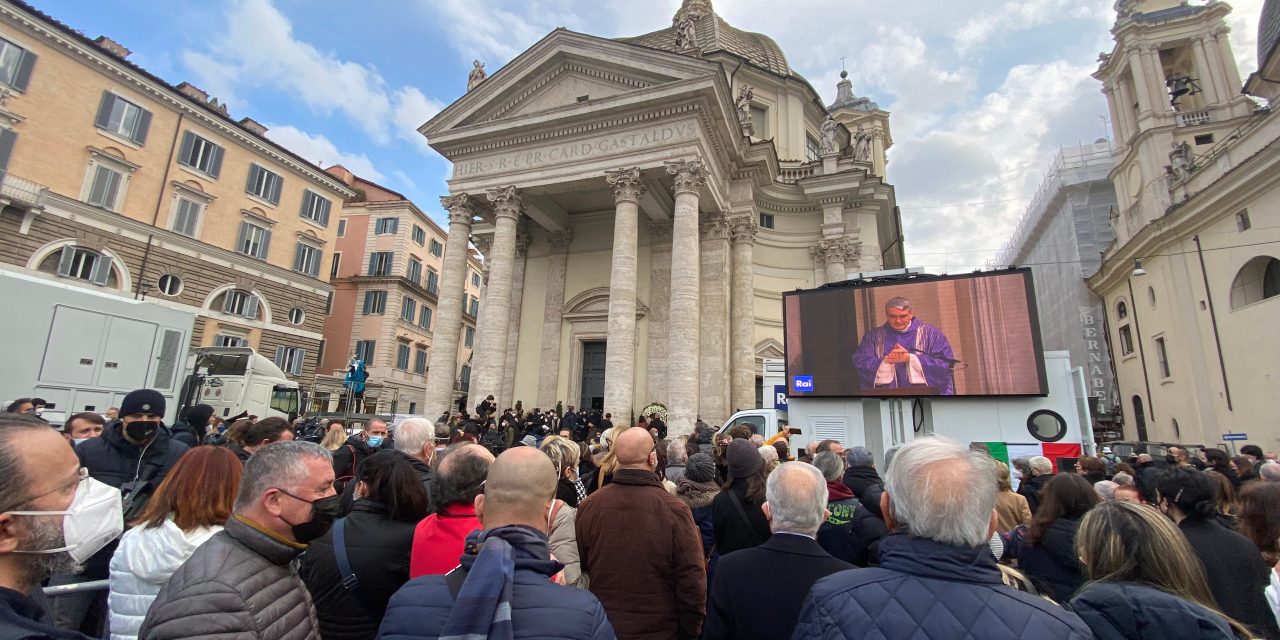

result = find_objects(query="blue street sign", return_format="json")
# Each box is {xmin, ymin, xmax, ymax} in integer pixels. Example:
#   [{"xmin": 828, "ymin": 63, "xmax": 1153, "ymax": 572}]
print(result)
[
  {"xmin": 773, "ymin": 385, "xmax": 788, "ymax": 408},
  {"xmin": 792, "ymin": 376, "xmax": 814, "ymax": 392},
  {"xmin": 1222, "ymin": 433, "xmax": 1248, "ymax": 441}
]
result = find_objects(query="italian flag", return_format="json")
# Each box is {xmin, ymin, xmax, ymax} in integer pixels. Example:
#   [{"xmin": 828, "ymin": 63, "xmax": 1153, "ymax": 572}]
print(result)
[{"xmin": 978, "ymin": 442, "xmax": 1083, "ymax": 474}]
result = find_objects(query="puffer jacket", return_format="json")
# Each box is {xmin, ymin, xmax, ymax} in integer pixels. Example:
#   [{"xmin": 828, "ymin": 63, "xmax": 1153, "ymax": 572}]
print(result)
[
  {"xmin": 108, "ymin": 519, "xmax": 220, "ymax": 640},
  {"xmin": 76, "ymin": 421, "xmax": 188, "ymax": 489},
  {"xmin": 378, "ymin": 526, "xmax": 614, "ymax": 640},
  {"xmin": 793, "ymin": 534, "xmax": 1092, "ymax": 639},
  {"xmin": 548, "ymin": 500, "xmax": 587, "ymax": 588},
  {"xmin": 1018, "ymin": 518, "xmax": 1085, "ymax": 603},
  {"xmin": 299, "ymin": 501, "xmax": 416, "ymax": 640},
  {"xmin": 1070, "ymin": 582, "xmax": 1236, "ymax": 639},
  {"xmin": 138, "ymin": 515, "xmax": 319, "ymax": 640},
  {"xmin": 841, "ymin": 465, "xmax": 882, "ymax": 499}
]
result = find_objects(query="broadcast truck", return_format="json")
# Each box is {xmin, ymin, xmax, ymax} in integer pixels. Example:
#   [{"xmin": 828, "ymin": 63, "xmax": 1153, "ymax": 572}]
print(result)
[
  {"xmin": 720, "ymin": 268, "xmax": 1094, "ymax": 475},
  {"xmin": 0, "ymin": 269, "xmax": 298, "ymax": 425}
]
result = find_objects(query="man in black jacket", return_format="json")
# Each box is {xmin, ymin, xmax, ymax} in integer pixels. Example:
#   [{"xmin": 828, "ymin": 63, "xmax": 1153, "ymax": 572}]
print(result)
[
  {"xmin": 842, "ymin": 446, "xmax": 883, "ymax": 499},
  {"xmin": 393, "ymin": 418, "xmax": 435, "ymax": 497},
  {"xmin": 1017, "ymin": 455, "xmax": 1054, "ymax": 515},
  {"xmin": 704, "ymin": 461, "xmax": 853, "ymax": 640}
]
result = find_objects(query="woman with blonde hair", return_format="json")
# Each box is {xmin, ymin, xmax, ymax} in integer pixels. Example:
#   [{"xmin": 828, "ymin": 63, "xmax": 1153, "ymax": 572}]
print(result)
[
  {"xmin": 1070, "ymin": 501, "xmax": 1250, "ymax": 639},
  {"xmin": 538, "ymin": 435, "xmax": 587, "ymax": 588},
  {"xmin": 320, "ymin": 421, "xmax": 348, "ymax": 452},
  {"xmin": 993, "ymin": 460, "xmax": 1032, "ymax": 532}
]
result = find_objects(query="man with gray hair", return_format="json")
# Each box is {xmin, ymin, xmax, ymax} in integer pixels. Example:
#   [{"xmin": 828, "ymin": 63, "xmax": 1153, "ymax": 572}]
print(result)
[
  {"xmin": 141, "ymin": 441, "xmax": 338, "ymax": 639},
  {"xmin": 703, "ymin": 462, "xmax": 852, "ymax": 640},
  {"xmin": 395, "ymin": 418, "xmax": 436, "ymax": 495},
  {"xmin": 842, "ymin": 446, "xmax": 882, "ymax": 499},
  {"xmin": 852, "ymin": 297, "xmax": 957, "ymax": 395},
  {"xmin": 1016, "ymin": 455, "xmax": 1054, "ymax": 514},
  {"xmin": 666, "ymin": 437, "xmax": 689, "ymax": 483},
  {"xmin": 794, "ymin": 436, "xmax": 1092, "ymax": 639},
  {"xmin": 1094, "ymin": 480, "xmax": 1119, "ymax": 501},
  {"xmin": 814, "ymin": 451, "xmax": 887, "ymax": 566},
  {"xmin": 1259, "ymin": 461, "xmax": 1280, "ymax": 482}
]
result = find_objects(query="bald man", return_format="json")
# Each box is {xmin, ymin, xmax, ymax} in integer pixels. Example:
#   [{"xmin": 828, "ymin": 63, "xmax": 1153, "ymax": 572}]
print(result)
[
  {"xmin": 576, "ymin": 427, "xmax": 706, "ymax": 639},
  {"xmin": 381, "ymin": 448, "xmax": 614, "ymax": 639},
  {"xmin": 409, "ymin": 443, "xmax": 495, "ymax": 577}
]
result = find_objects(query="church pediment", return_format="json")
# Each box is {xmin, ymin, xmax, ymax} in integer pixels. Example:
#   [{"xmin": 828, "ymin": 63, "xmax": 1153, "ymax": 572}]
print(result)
[{"xmin": 462, "ymin": 62, "xmax": 659, "ymax": 125}]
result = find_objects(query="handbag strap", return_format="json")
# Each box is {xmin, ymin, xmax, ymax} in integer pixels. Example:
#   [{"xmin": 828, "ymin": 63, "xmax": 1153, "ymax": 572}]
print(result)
[
  {"xmin": 333, "ymin": 517, "xmax": 358, "ymax": 591},
  {"xmin": 728, "ymin": 488, "xmax": 767, "ymax": 545}
]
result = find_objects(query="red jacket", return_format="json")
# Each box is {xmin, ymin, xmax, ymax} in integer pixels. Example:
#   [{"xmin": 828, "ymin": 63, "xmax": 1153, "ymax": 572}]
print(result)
[{"xmin": 408, "ymin": 504, "xmax": 482, "ymax": 578}]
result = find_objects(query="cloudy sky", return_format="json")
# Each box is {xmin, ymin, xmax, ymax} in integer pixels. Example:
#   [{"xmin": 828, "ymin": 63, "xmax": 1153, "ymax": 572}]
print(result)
[{"xmin": 36, "ymin": 0, "xmax": 1266, "ymax": 271}]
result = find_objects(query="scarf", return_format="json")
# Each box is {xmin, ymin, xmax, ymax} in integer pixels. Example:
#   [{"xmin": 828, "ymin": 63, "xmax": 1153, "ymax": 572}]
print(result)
[
  {"xmin": 572, "ymin": 478, "xmax": 587, "ymax": 504},
  {"xmin": 439, "ymin": 528, "xmax": 524, "ymax": 640},
  {"xmin": 826, "ymin": 480, "xmax": 854, "ymax": 501},
  {"xmin": 676, "ymin": 475, "xmax": 719, "ymax": 497}
]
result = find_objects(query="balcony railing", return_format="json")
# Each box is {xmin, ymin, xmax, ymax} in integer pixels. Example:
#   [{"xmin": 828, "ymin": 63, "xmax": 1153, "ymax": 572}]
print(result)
[
  {"xmin": 0, "ymin": 173, "xmax": 48, "ymax": 210},
  {"xmin": 778, "ymin": 162, "xmax": 819, "ymax": 184},
  {"xmin": 1175, "ymin": 109, "xmax": 1211, "ymax": 127}
]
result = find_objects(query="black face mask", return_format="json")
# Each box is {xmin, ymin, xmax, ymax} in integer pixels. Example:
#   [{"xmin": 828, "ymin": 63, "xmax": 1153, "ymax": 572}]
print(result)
[
  {"xmin": 285, "ymin": 493, "xmax": 343, "ymax": 544},
  {"xmin": 1165, "ymin": 455, "xmax": 1178, "ymax": 466},
  {"xmin": 124, "ymin": 421, "xmax": 160, "ymax": 443}
]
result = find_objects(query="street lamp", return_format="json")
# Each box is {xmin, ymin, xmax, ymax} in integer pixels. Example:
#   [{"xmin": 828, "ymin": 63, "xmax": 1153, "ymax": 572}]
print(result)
[{"xmin": 1132, "ymin": 260, "xmax": 1147, "ymax": 277}]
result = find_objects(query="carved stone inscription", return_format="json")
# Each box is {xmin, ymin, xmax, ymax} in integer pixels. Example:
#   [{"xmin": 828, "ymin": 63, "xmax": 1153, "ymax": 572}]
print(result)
[{"xmin": 453, "ymin": 120, "xmax": 699, "ymax": 179}]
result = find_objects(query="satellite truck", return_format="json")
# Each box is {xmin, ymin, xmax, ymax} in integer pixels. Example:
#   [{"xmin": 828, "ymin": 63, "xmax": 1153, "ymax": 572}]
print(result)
[
  {"xmin": 720, "ymin": 267, "xmax": 1094, "ymax": 476},
  {"xmin": 0, "ymin": 269, "xmax": 298, "ymax": 426}
]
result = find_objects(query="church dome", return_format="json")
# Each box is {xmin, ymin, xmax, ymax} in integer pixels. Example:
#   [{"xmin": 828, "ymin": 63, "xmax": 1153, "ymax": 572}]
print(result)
[
  {"xmin": 619, "ymin": 2, "xmax": 794, "ymax": 78},
  {"xmin": 1260, "ymin": 0, "xmax": 1280, "ymax": 70}
]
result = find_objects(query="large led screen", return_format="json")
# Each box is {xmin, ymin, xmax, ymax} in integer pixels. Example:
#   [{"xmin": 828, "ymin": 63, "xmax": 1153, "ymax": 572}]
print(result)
[{"xmin": 783, "ymin": 269, "xmax": 1048, "ymax": 398}]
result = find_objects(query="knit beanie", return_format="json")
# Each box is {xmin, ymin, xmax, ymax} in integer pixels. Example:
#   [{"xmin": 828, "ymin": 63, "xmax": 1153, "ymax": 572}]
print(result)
[
  {"xmin": 120, "ymin": 389, "xmax": 165, "ymax": 418},
  {"xmin": 727, "ymin": 438, "xmax": 764, "ymax": 478},
  {"xmin": 686, "ymin": 453, "xmax": 717, "ymax": 483}
]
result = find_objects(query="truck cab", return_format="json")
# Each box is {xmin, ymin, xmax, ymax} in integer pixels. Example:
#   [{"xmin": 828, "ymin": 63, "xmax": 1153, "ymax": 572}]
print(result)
[
  {"xmin": 184, "ymin": 347, "xmax": 300, "ymax": 421},
  {"xmin": 718, "ymin": 409, "xmax": 790, "ymax": 441}
]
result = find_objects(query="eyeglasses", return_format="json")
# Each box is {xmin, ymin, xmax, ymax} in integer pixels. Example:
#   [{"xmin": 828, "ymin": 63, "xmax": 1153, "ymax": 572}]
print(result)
[{"xmin": 1, "ymin": 467, "xmax": 87, "ymax": 514}]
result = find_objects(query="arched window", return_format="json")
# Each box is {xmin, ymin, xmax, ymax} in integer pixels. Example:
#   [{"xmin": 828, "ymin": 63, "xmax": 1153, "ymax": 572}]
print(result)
[
  {"xmin": 1115, "ymin": 299, "xmax": 1129, "ymax": 320},
  {"xmin": 211, "ymin": 288, "xmax": 262, "ymax": 320},
  {"xmin": 37, "ymin": 245, "xmax": 119, "ymax": 288},
  {"xmin": 1230, "ymin": 256, "xmax": 1280, "ymax": 309},
  {"xmin": 1131, "ymin": 395, "xmax": 1148, "ymax": 442}
]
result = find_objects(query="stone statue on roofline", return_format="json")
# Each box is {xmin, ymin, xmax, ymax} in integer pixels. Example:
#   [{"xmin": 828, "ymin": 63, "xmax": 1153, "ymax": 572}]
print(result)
[
  {"xmin": 820, "ymin": 115, "xmax": 840, "ymax": 154},
  {"xmin": 735, "ymin": 85, "xmax": 755, "ymax": 136},
  {"xmin": 674, "ymin": 11, "xmax": 699, "ymax": 51},
  {"xmin": 852, "ymin": 124, "xmax": 873, "ymax": 162},
  {"xmin": 467, "ymin": 60, "xmax": 487, "ymax": 92}
]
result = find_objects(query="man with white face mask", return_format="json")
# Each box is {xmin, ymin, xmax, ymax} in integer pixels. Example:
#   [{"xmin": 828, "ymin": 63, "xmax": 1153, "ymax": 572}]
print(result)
[{"xmin": 0, "ymin": 414, "xmax": 123, "ymax": 638}]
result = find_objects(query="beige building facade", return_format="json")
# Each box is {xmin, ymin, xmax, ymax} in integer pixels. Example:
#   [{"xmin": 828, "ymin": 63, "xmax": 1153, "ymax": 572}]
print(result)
[
  {"xmin": 317, "ymin": 166, "xmax": 485, "ymax": 415},
  {"xmin": 420, "ymin": 0, "xmax": 904, "ymax": 434},
  {"xmin": 1090, "ymin": 0, "xmax": 1280, "ymax": 450},
  {"xmin": 0, "ymin": 1, "xmax": 354, "ymax": 385}
]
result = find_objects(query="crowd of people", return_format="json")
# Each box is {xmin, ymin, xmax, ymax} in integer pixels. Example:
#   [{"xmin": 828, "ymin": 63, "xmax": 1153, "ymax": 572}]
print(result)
[{"xmin": 2, "ymin": 387, "xmax": 1280, "ymax": 639}]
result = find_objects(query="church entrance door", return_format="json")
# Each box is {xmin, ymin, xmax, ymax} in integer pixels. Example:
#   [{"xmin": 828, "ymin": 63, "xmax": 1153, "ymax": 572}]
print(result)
[{"xmin": 581, "ymin": 341, "xmax": 606, "ymax": 411}]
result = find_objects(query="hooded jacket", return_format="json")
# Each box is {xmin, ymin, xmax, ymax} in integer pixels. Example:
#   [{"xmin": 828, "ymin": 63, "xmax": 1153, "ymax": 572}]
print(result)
[
  {"xmin": 76, "ymin": 421, "xmax": 188, "ymax": 490},
  {"xmin": 1018, "ymin": 517, "xmax": 1086, "ymax": 603},
  {"xmin": 1178, "ymin": 517, "xmax": 1280, "ymax": 639},
  {"xmin": 841, "ymin": 465, "xmax": 882, "ymax": 499},
  {"xmin": 1016, "ymin": 473, "xmax": 1053, "ymax": 515},
  {"xmin": 107, "ymin": 519, "xmax": 220, "ymax": 640},
  {"xmin": 1069, "ymin": 582, "xmax": 1236, "ymax": 639},
  {"xmin": 139, "ymin": 515, "xmax": 319, "ymax": 640},
  {"xmin": 409, "ymin": 504, "xmax": 482, "ymax": 578},
  {"xmin": 818, "ymin": 480, "xmax": 887, "ymax": 567}
]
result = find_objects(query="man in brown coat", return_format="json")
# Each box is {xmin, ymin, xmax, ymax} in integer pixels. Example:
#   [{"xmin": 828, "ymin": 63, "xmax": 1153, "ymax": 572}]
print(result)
[{"xmin": 576, "ymin": 426, "xmax": 706, "ymax": 640}]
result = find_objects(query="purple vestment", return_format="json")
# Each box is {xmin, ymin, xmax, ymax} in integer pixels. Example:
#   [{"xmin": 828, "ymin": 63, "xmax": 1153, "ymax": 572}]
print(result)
[{"xmin": 852, "ymin": 318, "xmax": 956, "ymax": 395}]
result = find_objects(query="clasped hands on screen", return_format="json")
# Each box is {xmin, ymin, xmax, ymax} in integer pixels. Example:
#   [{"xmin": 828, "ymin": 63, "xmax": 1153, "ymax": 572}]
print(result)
[{"xmin": 884, "ymin": 344, "xmax": 911, "ymax": 365}]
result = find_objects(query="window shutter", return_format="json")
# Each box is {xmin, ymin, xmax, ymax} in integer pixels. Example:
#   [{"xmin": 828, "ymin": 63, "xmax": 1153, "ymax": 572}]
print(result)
[
  {"xmin": 56, "ymin": 246, "xmax": 76, "ymax": 276},
  {"xmin": 94, "ymin": 91, "xmax": 115, "ymax": 129},
  {"xmin": 246, "ymin": 164, "xmax": 260, "ymax": 194},
  {"xmin": 222, "ymin": 290, "xmax": 238, "ymax": 315},
  {"xmin": 133, "ymin": 109, "xmax": 151, "ymax": 145},
  {"xmin": 268, "ymin": 173, "xmax": 281, "ymax": 205},
  {"xmin": 102, "ymin": 170, "xmax": 122, "ymax": 210},
  {"xmin": 292, "ymin": 243, "xmax": 304, "ymax": 272},
  {"xmin": 299, "ymin": 191, "xmax": 313, "ymax": 219},
  {"xmin": 310, "ymin": 250, "xmax": 322, "ymax": 277},
  {"xmin": 243, "ymin": 294, "xmax": 260, "ymax": 319},
  {"xmin": 362, "ymin": 292, "xmax": 372, "ymax": 314},
  {"xmin": 89, "ymin": 255, "xmax": 113, "ymax": 285},
  {"xmin": 367, "ymin": 253, "xmax": 376, "ymax": 276},
  {"xmin": 274, "ymin": 346, "xmax": 285, "ymax": 368},
  {"xmin": 0, "ymin": 128, "xmax": 16, "ymax": 176},
  {"xmin": 291, "ymin": 350, "xmax": 304, "ymax": 375},
  {"xmin": 377, "ymin": 292, "xmax": 386, "ymax": 314},
  {"xmin": 390, "ymin": 218, "xmax": 399, "ymax": 234},
  {"xmin": 318, "ymin": 198, "xmax": 330, "ymax": 226},
  {"xmin": 234, "ymin": 221, "xmax": 248, "ymax": 254},
  {"xmin": 11, "ymin": 49, "xmax": 35, "ymax": 92},
  {"xmin": 257, "ymin": 227, "xmax": 271, "ymax": 259},
  {"xmin": 208, "ymin": 144, "xmax": 223, "ymax": 178},
  {"xmin": 178, "ymin": 131, "xmax": 195, "ymax": 165}
]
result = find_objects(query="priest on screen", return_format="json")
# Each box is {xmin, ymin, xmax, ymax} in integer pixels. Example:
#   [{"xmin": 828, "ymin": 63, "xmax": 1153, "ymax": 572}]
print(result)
[{"xmin": 852, "ymin": 297, "xmax": 957, "ymax": 395}]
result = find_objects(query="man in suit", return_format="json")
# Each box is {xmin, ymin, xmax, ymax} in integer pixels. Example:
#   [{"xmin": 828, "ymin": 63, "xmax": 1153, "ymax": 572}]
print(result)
[{"xmin": 703, "ymin": 461, "xmax": 854, "ymax": 640}]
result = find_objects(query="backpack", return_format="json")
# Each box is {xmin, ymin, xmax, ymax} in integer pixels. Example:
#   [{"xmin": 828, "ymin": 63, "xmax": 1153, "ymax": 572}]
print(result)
[{"xmin": 334, "ymin": 444, "xmax": 359, "ymax": 492}]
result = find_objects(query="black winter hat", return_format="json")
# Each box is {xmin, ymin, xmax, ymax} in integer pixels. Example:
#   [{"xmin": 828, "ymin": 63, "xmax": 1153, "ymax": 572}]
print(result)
[
  {"xmin": 685, "ymin": 453, "xmax": 717, "ymax": 483},
  {"xmin": 727, "ymin": 438, "xmax": 763, "ymax": 479},
  {"xmin": 120, "ymin": 389, "xmax": 166, "ymax": 418}
]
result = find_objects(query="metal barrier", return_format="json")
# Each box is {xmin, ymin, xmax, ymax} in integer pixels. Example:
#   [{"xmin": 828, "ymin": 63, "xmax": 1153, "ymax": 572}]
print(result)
[{"xmin": 42, "ymin": 580, "xmax": 108, "ymax": 597}]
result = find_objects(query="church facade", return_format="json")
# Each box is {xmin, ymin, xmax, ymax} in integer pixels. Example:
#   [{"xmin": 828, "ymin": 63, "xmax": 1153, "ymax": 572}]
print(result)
[{"xmin": 420, "ymin": 0, "xmax": 903, "ymax": 435}]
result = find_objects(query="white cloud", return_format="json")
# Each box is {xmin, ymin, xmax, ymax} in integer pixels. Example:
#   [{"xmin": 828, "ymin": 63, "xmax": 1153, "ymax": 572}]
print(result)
[
  {"xmin": 953, "ymin": 0, "xmax": 1112, "ymax": 54},
  {"xmin": 265, "ymin": 125, "xmax": 386, "ymax": 183},
  {"xmin": 392, "ymin": 87, "xmax": 446, "ymax": 153}
]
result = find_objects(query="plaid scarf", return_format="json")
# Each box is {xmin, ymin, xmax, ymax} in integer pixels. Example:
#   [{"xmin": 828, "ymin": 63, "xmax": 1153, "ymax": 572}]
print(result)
[{"xmin": 439, "ymin": 525, "xmax": 554, "ymax": 640}]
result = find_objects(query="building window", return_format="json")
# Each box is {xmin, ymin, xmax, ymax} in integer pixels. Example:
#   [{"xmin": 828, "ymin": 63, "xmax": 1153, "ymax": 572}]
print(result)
[
  {"xmin": 805, "ymin": 135, "xmax": 821, "ymax": 162},
  {"xmin": 464, "ymin": 326, "xmax": 475, "ymax": 348},
  {"xmin": 1229, "ymin": 256, "xmax": 1280, "ymax": 309},
  {"xmin": 1115, "ymin": 300, "xmax": 1128, "ymax": 320},
  {"xmin": 235, "ymin": 221, "xmax": 271, "ymax": 260},
  {"xmin": 749, "ymin": 105, "xmax": 768, "ymax": 138},
  {"xmin": 245, "ymin": 164, "xmax": 283, "ymax": 205},
  {"xmin": 171, "ymin": 197, "xmax": 203, "ymax": 237},
  {"xmin": 759, "ymin": 213, "xmax": 775, "ymax": 229},
  {"xmin": 468, "ymin": 296, "xmax": 479, "ymax": 316},
  {"xmin": 274, "ymin": 346, "xmax": 305, "ymax": 376},
  {"xmin": 337, "ymin": 219, "xmax": 347, "ymax": 237},
  {"xmin": 429, "ymin": 238, "xmax": 444, "ymax": 257},
  {"xmin": 459, "ymin": 364, "xmax": 471, "ymax": 391},
  {"xmin": 214, "ymin": 334, "xmax": 247, "ymax": 348},
  {"xmin": 324, "ymin": 291, "xmax": 333, "ymax": 315},
  {"xmin": 368, "ymin": 251, "xmax": 394, "ymax": 276},
  {"xmin": 412, "ymin": 225, "xmax": 426, "ymax": 246},
  {"xmin": 363, "ymin": 290, "xmax": 387, "ymax": 315},
  {"xmin": 1155, "ymin": 337, "xmax": 1171, "ymax": 378},
  {"xmin": 220, "ymin": 289, "xmax": 261, "ymax": 319},
  {"xmin": 0, "ymin": 37, "xmax": 36, "ymax": 91},
  {"xmin": 330, "ymin": 253, "xmax": 341, "ymax": 279},
  {"xmin": 1147, "ymin": 286, "xmax": 1157, "ymax": 309},
  {"xmin": 414, "ymin": 348, "xmax": 427, "ymax": 375},
  {"xmin": 419, "ymin": 305, "xmax": 432, "ymax": 330},
  {"xmin": 94, "ymin": 92, "xmax": 151, "ymax": 145},
  {"xmin": 288, "ymin": 307, "xmax": 305, "ymax": 325},
  {"xmin": 471, "ymin": 272, "xmax": 480, "ymax": 288},
  {"xmin": 374, "ymin": 217, "xmax": 399, "ymax": 235},
  {"xmin": 1118, "ymin": 325, "xmax": 1134, "ymax": 355},
  {"xmin": 395, "ymin": 342, "xmax": 411, "ymax": 371},
  {"xmin": 426, "ymin": 269, "xmax": 439, "ymax": 295},
  {"xmin": 178, "ymin": 131, "xmax": 224, "ymax": 178},
  {"xmin": 407, "ymin": 256, "xmax": 422, "ymax": 286},
  {"xmin": 157, "ymin": 273, "xmax": 182, "ymax": 296},
  {"xmin": 1237, "ymin": 211, "xmax": 1252, "ymax": 232},
  {"xmin": 354, "ymin": 340, "xmax": 376, "ymax": 363},
  {"xmin": 86, "ymin": 165, "xmax": 124, "ymax": 211},
  {"xmin": 300, "ymin": 190, "xmax": 332, "ymax": 226},
  {"xmin": 48, "ymin": 246, "xmax": 116, "ymax": 287},
  {"xmin": 293, "ymin": 242, "xmax": 322, "ymax": 278},
  {"xmin": 401, "ymin": 296, "xmax": 417, "ymax": 322},
  {"xmin": 1194, "ymin": 133, "xmax": 1214, "ymax": 145}
]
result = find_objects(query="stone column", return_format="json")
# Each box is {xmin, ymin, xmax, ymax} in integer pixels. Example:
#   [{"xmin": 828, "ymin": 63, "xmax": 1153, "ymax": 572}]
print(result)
[
  {"xmin": 1125, "ymin": 46, "xmax": 1155, "ymax": 116},
  {"xmin": 1190, "ymin": 37, "xmax": 1223, "ymax": 107},
  {"xmin": 665, "ymin": 158, "xmax": 707, "ymax": 437},
  {"xmin": 699, "ymin": 210, "xmax": 731, "ymax": 424},
  {"xmin": 1141, "ymin": 46, "xmax": 1169, "ymax": 116},
  {"xmin": 423, "ymin": 194, "xmax": 475, "ymax": 418},
  {"xmin": 1115, "ymin": 77, "xmax": 1138, "ymax": 139},
  {"xmin": 603, "ymin": 168, "xmax": 645, "ymax": 424},
  {"xmin": 536, "ymin": 230, "xmax": 573, "ymax": 407},
  {"xmin": 645, "ymin": 222, "xmax": 673, "ymax": 410},
  {"xmin": 471, "ymin": 186, "xmax": 521, "ymax": 407},
  {"xmin": 820, "ymin": 238, "xmax": 848, "ymax": 283},
  {"xmin": 500, "ymin": 231, "xmax": 530, "ymax": 408},
  {"xmin": 729, "ymin": 216, "xmax": 757, "ymax": 412}
]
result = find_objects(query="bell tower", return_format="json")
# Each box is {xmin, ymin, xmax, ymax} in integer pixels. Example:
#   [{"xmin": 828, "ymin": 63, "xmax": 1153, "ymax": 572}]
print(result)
[{"xmin": 1094, "ymin": 0, "xmax": 1254, "ymax": 245}]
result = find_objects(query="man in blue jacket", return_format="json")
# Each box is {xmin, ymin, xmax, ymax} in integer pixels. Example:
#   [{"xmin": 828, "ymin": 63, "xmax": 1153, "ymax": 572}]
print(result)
[
  {"xmin": 792, "ymin": 436, "xmax": 1092, "ymax": 640},
  {"xmin": 378, "ymin": 446, "xmax": 614, "ymax": 640}
]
